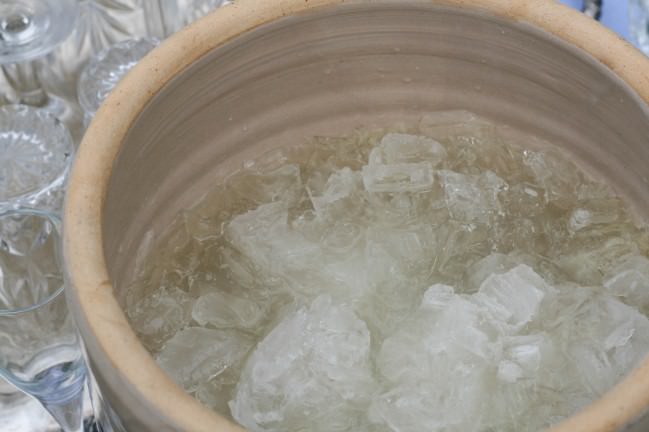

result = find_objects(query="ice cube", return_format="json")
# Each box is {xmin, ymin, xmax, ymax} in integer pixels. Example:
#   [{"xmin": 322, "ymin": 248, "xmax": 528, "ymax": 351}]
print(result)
[
  {"xmin": 323, "ymin": 254, "xmax": 369, "ymax": 301},
  {"xmin": 322, "ymin": 221, "xmax": 363, "ymax": 253},
  {"xmin": 475, "ymin": 265, "xmax": 554, "ymax": 332},
  {"xmin": 577, "ymin": 179, "xmax": 614, "ymax": 201},
  {"xmin": 192, "ymin": 291, "xmax": 266, "ymax": 330},
  {"xmin": 366, "ymin": 224, "xmax": 437, "ymax": 277},
  {"xmin": 127, "ymin": 286, "xmax": 194, "ymax": 352},
  {"xmin": 359, "ymin": 225, "xmax": 438, "ymax": 337},
  {"xmin": 603, "ymin": 255, "xmax": 649, "ymax": 309},
  {"xmin": 508, "ymin": 339, "xmax": 542, "ymax": 372},
  {"xmin": 369, "ymin": 379, "xmax": 486, "ymax": 432},
  {"xmin": 566, "ymin": 344, "xmax": 617, "ymax": 395},
  {"xmin": 195, "ymin": 377, "xmax": 236, "ymax": 416},
  {"xmin": 418, "ymin": 110, "xmax": 492, "ymax": 142},
  {"xmin": 365, "ymin": 187, "xmax": 445, "ymax": 228},
  {"xmin": 308, "ymin": 167, "xmax": 363, "ymax": 217},
  {"xmin": 522, "ymin": 148, "xmax": 581, "ymax": 208},
  {"xmin": 434, "ymin": 221, "xmax": 492, "ymax": 286},
  {"xmin": 157, "ymin": 327, "xmax": 253, "ymax": 393},
  {"xmin": 377, "ymin": 291, "xmax": 492, "ymax": 385},
  {"xmin": 557, "ymin": 237, "xmax": 639, "ymax": 286},
  {"xmin": 362, "ymin": 162, "xmax": 434, "ymax": 193},
  {"xmin": 599, "ymin": 296, "xmax": 649, "ymax": 372},
  {"xmin": 568, "ymin": 209, "xmax": 593, "ymax": 232},
  {"xmin": 226, "ymin": 202, "xmax": 288, "ymax": 253},
  {"xmin": 226, "ymin": 201, "xmax": 321, "ymax": 282},
  {"xmin": 550, "ymin": 290, "xmax": 649, "ymax": 397},
  {"xmin": 497, "ymin": 334, "xmax": 544, "ymax": 383},
  {"xmin": 485, "ymin": 332, "xmax": 562, "ymax": 432},
  {"xmin": 370, "ymin": 133, "xmax": 447, "ymax": 166},
  {"xmin": 568, "ymin": 198, "xmax": 623, "ymax": 233},
  {"xmin": 230, "ymin": 296, "xmax": 374, "ymax": 432},
  {"xmin": 227, "ymin": 164, "xmax": 303, "ymax": 206},
  {"xmin": 421, "ymin": 284, "xmax": 455, "ymax": 310},
  {"xmin": 194, "ymin": 362, "xmax": 243, "ymax": 417},
  {"xmin": 500, "ymin": 182, "xmax": 545, "ymax": 219},
  {"xmin": 463, "ymin": 253, "xmax": 519, "ymax": 293},
  {"xmin": 225, "ymin": 201, "xmax": 289, "ymax": 273},
  {"xmin": 438, "ymin": 170, "xmax": 506, "ymax": 223},
  {"xmin": 497, "ymin": 360, "xmax": 524, "ymax": 383}
]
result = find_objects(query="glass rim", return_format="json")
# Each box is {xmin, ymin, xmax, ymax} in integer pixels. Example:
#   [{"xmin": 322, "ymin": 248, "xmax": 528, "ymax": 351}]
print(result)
[{"xmin": 0, "ymin": 207, "xmax": 64, "ymax": 316}]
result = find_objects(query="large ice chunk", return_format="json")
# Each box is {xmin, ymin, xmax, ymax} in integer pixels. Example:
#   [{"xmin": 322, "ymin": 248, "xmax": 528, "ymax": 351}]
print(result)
[
  {"xmin": 359, "ymin": 225, "xmax": 438, "ymax": 337},
  {"xmin": 192, "ymin": 291, "xmax": 266, "ymax": 330},
  {"xmin": 567, "ymin": 198, "xmax": 623, "ymax": 233},
  {"xmin": 522, "ymin": 148, "xmax": 581, "ymax": 208},
  {"xmin": 308, "ymin": 167, "xmax": 361, "ymax": 214},
  {"xmin": 157, "ymin": 327, "xmax": 254, "ymax": 393},
  {"xmin": 497, "ymin": 335, "xmax": 544, "ymax": 383},
  {"xmin": 227, "ymin": 163, "xmax": 303, "ymax": 206},
  {"xmin": 557, "ymin": 237, "xmax": 639, "ymax": 286},
  {"xmin": 475, "ymin": 264, "xmax": 554, "ymax": 333},
  {"xmin": 418, "ymin": 110, "xmax": 493, "ymax": 142},
  {"xmin": 463, "ymin": 253, "xmax": 519, "ymax": 293},
  {"xmin": 225, "ymin": 201, "xmax": 321, "ymax": 284},
  {"xmin": 373, "ymin": 289, "xmax": 492, "ymax": 431},
  {"xmin": 361, "ymin": 134, "xmax": 441, "ymax": 194},
  {"xmin": 559, "ymin": 294, "xmax": 649, "ymax": 396},
  {"xmin": 438, "ymin": 169, "xmax": 506, "ymax": 223},
  {"xmin": 230, "ymin": 296, "xmax": 374, "ymax": 432},
  {"xmin": 433, "ymin": 221, "xmax": 492, "ymax": 285},
  {"xmin": 127, "ymin": 286, "xmax": 194, "ymax": 352},
  {"xmin": 421, "ymin": 283, "xmax": 456, "ymax": 309},
  {"xmin": 378, "ymin": 291, "xmax": 492, "ymax": 381},
  {"xmin": 225, "ymin": 201, "xmax": 289, "ymax": 273},
  {"xmin": 369, "ymin": 379, "xmax": 486, "ymax": 432},
  {"xmin": 362, "ymin": 162, "xmax": 434, "ymax": 193},
  {"xmin": 603, "ymin": 255, "xmax": 649, "ymax": 309},
  {"xmin": 369, "ymin": 133, "xmax": 447, "ymax": 166},
  {"xmin": 485, "ymin": 333, "xmax": 559, "ymax": 431},
  {"xmin": 366, "ymin": 224, "xmax": 437, "ymax": 279},
  {"xmin": 195, "ymin": 374, "xmax": 239, "ymax": 416}
]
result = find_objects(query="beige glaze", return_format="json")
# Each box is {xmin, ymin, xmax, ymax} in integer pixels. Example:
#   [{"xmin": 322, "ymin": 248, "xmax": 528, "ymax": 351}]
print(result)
[{"xmin": 65, "ymin": 0, "xmax": 649, "ymax": 431}]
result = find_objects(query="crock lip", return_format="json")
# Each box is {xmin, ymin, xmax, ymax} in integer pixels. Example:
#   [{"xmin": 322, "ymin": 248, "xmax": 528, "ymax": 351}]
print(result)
[{"xmin": 64, "ymin": 1, "xmax": 649, "ymax": 431}]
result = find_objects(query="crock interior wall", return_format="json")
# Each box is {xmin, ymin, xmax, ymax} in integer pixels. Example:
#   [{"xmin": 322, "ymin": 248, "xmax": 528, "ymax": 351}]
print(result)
[{"xmin": 103, "ymin": 3, "xmax": 649, "ymax": 300}]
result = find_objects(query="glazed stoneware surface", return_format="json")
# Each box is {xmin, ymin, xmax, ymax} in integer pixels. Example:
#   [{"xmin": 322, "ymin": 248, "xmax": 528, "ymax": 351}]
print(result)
[{"xmin": 64, "ymin": 0, "xmax": 649, "ymax": 431}]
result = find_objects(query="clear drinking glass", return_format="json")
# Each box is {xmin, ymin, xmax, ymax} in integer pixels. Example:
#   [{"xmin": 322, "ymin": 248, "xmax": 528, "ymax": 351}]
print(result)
[
  {"xmin": 0, "ymin": 0, "xmax": 79, "ymax": 65},
  {"xmin": 0, "ymin": 104, "xmax": 74, "ymax": 213},
  {"xmin": 78, "ymin": 37, "xmax": 159, "ymax": 125},
  {"xmin": 0, "ymin": 208, "xmax": 87, "ymax": 432},
  {"xmin": 0, "ymin": 0, "xmax": 79, "ymax": 115}
]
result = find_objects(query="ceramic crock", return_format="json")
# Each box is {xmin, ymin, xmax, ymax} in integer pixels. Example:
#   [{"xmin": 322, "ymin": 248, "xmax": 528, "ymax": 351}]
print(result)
[{"xmin": 64, "ymin": 0, "xmax": 649, "ymax": 430}]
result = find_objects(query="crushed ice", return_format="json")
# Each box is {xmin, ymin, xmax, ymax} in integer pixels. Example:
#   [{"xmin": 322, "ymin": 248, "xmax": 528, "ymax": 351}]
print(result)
[{"xmin": 126, "ymin": 112, "xmax": 649, "ymax": 431}]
